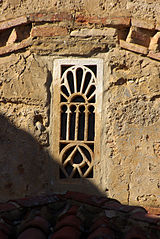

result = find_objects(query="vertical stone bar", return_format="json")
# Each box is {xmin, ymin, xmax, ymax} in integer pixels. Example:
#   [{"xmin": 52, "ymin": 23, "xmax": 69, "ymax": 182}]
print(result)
[
  {"xmin": 66, "ymin": 106, "xmax": 71, "ymax": 140},
  {"xmin": 75, "ymin": 106, "xmax": 79, "ymax": 140},
  {"xmin": 84, "ymin": 106, "xmax": 89, "ymax": 141}
]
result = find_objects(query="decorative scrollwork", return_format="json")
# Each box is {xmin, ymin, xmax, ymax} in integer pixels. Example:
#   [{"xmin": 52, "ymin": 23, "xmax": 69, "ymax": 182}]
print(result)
[
  {"xmin": 59, "ymin": 144, "xmax": 93, "ymax": 178},
  {"xmin": 61, "ymin": 66, "xmax": 96, "ymax": 103}
]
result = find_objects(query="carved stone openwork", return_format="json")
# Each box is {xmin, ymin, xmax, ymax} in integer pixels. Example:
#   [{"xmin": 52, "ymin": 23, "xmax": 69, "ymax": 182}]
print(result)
[{"xmin": 52, "ymin": 59, "xmax": 103, "ymax": 179}]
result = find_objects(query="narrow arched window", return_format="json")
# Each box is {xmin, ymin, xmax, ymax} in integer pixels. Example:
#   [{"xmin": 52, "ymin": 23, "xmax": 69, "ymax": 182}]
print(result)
[{"xmin": 52, "ymin": 59, "xmax": 103, "ymax": 179}]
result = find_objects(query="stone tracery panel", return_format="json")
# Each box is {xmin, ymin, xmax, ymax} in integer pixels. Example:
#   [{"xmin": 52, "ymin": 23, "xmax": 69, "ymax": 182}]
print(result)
[{"xmin": 52, "ymin": 59, "xmax": 103, "ymax": 179}]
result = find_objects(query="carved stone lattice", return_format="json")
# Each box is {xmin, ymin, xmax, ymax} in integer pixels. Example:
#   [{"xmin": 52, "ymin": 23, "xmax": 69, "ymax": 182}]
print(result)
[{"xmin": 52, "ymin": 59, "xmax": 103, "ymax": 179}]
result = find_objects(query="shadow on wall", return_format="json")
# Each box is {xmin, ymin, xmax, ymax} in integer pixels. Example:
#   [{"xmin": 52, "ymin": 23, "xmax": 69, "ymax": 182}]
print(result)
[{"xmin": 0, "ymin": 114, "xmax": 103, "ymax": 202}]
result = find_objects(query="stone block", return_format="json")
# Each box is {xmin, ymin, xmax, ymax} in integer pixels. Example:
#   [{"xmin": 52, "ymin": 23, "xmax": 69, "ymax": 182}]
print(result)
[
  {"xmin": 6, "ymin": 28, "xmax": 18, "ymax": 45},
  {"xmin": 120, "ymin": 40, "xmax": 148, "ymax": 55},
  {"xmin": 0, "ymin": 16, "xmax": 28, "ymax": 31},
  {"xmin": 155, "ymin": 20, "xmax": 160, "ymax": 31},
  {"xmin": 31, "ymin": 26, "xmax": 68, "ymax": 37},
  {"xmin": 70, "ymin": 28, "xmax": 117, "ymax": 37},
  {"xmin": 148, "ymin": 51, "xmax": 160, "ymax": 60},
  {"xmin": 0, "ymin": 38, "xmax": 32, "ymax": 56},
  {"xmin": 149, "ymin": 32, "xmax": 160, "ymax": 51},
  {"xmin": 156, "ymin": 24, "xmax": 160, "ymax": 31},
  {"xmin": 131, "ymin": 18, "xmax": 155, "ymax": 30}
]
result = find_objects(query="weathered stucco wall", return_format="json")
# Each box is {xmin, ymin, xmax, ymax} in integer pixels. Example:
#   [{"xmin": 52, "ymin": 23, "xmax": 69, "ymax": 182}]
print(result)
[
  {"xmin": 0, "ymin": 0, "xmax": 160, "ymax": 207},
  {"xmin": 1, "ymin": 0, "xmax": 160, "ymax": 21}
]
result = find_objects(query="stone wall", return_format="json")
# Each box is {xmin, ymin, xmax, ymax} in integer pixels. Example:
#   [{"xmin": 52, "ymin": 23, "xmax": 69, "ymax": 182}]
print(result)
[{"xmin": 0, "ymin": 1, "xmax": 160, "ymax": 207}]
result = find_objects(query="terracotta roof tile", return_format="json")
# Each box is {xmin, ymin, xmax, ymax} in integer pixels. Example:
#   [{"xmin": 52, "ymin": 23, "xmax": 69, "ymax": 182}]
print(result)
[
  {"xmin": 55, "ymin": 215, "xmax": 81, "ymax": 231},
  {"xmin": 88, "ymin": 227, "xmax": 115, "ymax": 239},
  {"xmin": 130, "ymin": 211, "xmax": 160, "ymax": 224},
  {"xmin": 17, "ymin": 228, "xmax": 47, "ymax": 239},
  {"xmin": 124, "ymin": 226, "xmax": 147, "ymax": 239},
  {"xmin": 0, "ymin": 221, "xmax": 11, "ymax": 237},
  {"xmin": 89, "ymin": 216, "xmax": 110, "ymax": 232},
  {"xmin": 10, "ymin": 194, "xmax": 60, "ymax": 208},
  {"xmin": 58, "ymin": 205, "xmax": 79, "ymax": 218},
  {"xmin": 0, "ymin": 191, "xmax": 159, "ymax": 238},
  {"xmin": 101, "ymin": 200, "xmax": 122, "ymax": 210},
  {"xmin": 0, "ymin": 230, "xmax": 8, "ymax": 239},
  {"xmin": 0, "ymin": 203, "xmax": 17, "ymax": 212},
  {"xmin": 145, "ymin": 207, "xmax": 160, "ymax": 215},
  {"xmin": 50, "ymin": 226, "xmax": 81, "ymax": 239},
  {"xmin": 19, "ymin": 216, "xmax": 50, "ymax": 235}
]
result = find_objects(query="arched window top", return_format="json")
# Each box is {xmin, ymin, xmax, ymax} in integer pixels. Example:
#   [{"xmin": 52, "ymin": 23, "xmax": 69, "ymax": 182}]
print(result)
[
  {"xmin": 61, "ymin": 65, "xmax": 96, "ymax": 103},
  {"xmin": 70, "ymin": 94, "xmax": 86, "ymax": 103}
]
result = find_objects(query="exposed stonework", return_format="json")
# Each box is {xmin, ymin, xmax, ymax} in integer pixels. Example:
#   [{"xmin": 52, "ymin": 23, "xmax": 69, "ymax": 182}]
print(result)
[{"xmin": 0, "ymin": 1, "xmax": 160, "ymax": 208}]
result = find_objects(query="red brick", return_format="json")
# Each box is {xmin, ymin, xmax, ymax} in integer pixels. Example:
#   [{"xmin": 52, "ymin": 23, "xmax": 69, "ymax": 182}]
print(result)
[
  {"xmin": 148, "ymin": 51, "xmax": 160, "ymax": 61},
  {"xmin": 0, "ymin": 38, "xmax": 32, "ymax": 56},
  {"xmin": 88, "ymin": 227, "xmax": 115, "ymax": 239},
  {"xmin": 18, "ymin": 228, "xmax": 46, "ymax": 239},
  {"xmin": 31, "ymin": 26, "xmax": 68, "ymax": 37},
  {"xmin": 55, "ymin": 215, "xmax": 81, "ymax": 231},
  {"xmin": 75, "ymin": 15, "xmax": 130, "ymax": 27},
  {"xmin": 120, "ymin": 40, "xmax": 148, "ymax": 55},
  {"xmin": 102, "ymin": 17, "xmax": 131, "ymax": 27},
  {"xmin": 131, "ymin": 18, "xmax": 155, "ymax": 30},
  {"xmin": 75, "ymin": 15, "xmax": 99, "ymax": 24},
  {"xmin": 29, "ymin": 13, "xmax": 73, "ymax": 23},
  {"xmin": 0, "ymin": 16, "xmax": 28, "ymax": 31},
  {"xmin": 50, "ymin": 226, "xmax": 81, "ymax": 239}
]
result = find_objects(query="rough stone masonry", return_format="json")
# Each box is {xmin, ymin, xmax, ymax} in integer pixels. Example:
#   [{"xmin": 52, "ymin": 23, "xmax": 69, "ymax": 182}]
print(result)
[{"xmin": 0, "ymin": 0, "xmax": 160, "ymax": 208}]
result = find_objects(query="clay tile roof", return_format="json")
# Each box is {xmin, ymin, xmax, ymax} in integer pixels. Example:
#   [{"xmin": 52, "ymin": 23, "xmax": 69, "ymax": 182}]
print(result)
[{"xmin": 0, "ymin": 191, "xmax": 159, "ymax": 239}]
